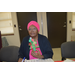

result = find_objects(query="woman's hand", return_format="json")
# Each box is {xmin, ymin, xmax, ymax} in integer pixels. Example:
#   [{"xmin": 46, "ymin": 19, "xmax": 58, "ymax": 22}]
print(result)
[
  {"xmin": 18, "ymin": 58, "xmax": 23, "ymax": 62},
  {"xmin": 31, "ymin": 50, "xmax": 44, "ymax": 59}
]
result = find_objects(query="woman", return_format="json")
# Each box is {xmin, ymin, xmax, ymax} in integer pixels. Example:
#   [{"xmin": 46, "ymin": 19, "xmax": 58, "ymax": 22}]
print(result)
[{"xmin": 18, "ymin": 21, "xmax": 53, "ymax": 62}]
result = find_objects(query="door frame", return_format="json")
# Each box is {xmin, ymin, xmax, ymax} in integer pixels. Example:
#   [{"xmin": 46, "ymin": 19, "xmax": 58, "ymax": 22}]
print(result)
[{"xmin": 37, "ymin": 12, "xmax": 48, "ymax": 38}]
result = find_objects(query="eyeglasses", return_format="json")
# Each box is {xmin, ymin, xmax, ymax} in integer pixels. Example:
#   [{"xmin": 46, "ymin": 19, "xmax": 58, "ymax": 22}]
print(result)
[{"xmin": 29, "ymin": 28, "xmax": 37, "ymax": 31}]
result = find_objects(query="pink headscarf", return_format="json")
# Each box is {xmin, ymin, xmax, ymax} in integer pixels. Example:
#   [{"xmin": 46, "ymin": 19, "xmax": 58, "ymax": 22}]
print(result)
[{"xmin": 27, "ymin": 21, "xmax": 40, "ymax": 32}]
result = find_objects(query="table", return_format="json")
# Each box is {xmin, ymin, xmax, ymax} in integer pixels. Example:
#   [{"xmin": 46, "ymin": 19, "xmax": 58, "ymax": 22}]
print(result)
[
  {"xmin": 24, "ymin": 58, "xmax": 54, "ymax": 62},
  {"xmin": 55, "ymin": 59, "xmax": 75, "ymax": 62}
]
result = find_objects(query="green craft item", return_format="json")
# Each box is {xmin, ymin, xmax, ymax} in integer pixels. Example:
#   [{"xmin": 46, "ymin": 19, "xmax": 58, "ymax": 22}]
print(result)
[{"xmin": 29, "ymin": 37, "xmax": 39, "ymax": 51}]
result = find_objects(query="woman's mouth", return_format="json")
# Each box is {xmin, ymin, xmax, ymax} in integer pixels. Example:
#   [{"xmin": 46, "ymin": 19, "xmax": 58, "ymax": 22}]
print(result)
[{"xmin": 30, "ymin": 33, "xmax": 35, "ymax": 35}]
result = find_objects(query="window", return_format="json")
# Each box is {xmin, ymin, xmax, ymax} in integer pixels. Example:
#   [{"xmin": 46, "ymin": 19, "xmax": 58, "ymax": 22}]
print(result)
[
  {"xmin": 0, "ymin": 12, "xmax": 14, "ymax": 35},
  {"xmin": 72, "ymin": 12, "xmax": 75, "ymax": 31}
]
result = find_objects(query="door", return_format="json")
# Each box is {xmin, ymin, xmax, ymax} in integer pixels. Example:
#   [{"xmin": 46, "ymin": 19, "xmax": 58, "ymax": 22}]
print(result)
[
  {"xmin": 17, "ymin": 12, "xmax": 37, "ymax": 43},
  {"xmin": 47, "ymin": 12, "xmax": 67, "ymax": 48}
]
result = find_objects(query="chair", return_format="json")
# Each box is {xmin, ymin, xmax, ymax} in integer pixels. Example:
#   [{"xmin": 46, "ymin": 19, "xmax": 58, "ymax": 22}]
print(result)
[
  {"xmin": 61, "ymin": 41, "xmax": 75, "ymax": 60},
  {"xmin": 0, "ymin": 46, "xmax": 19, "ymax": 62},
  {"xmin": 2, "ymin": 37, "xmax": 9, "ymax": 47},
  {"xmin": 0, "ymin": 31, "xmax": 2, "ymax": 49}
]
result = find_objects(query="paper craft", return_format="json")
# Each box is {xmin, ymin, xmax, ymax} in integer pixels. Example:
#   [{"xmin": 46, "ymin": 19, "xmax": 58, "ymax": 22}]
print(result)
[
  {"xmin": 63, "ymin": 59, "xmax": 75, "ymax": 62},
  {"xmin": 29, "ymin": 37, "xmax": 39, "ymax": 51},
  {"xmin": 24, "ymin": 58, "xmax": 54, "ymax": 62}
]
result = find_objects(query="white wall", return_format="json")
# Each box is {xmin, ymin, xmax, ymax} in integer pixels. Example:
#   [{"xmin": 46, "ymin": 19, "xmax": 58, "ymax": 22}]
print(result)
[
  {"xmin": 42, "ymin": 12, "xmax": 48, "ymax": 38},
  {"xmin": 37, "ymin": 12, "xmax": 48, "ymax": 38},
  {"xmin": 37, "ymin": 12, "xmax": 42, "ymax": 35},
  {"xmin": 2, "ymin": 12, "xmax": 20, "ymax": 47},
  {"xmin": 67, "ymin": 12, "xmax": 75, "ymax": 41}
]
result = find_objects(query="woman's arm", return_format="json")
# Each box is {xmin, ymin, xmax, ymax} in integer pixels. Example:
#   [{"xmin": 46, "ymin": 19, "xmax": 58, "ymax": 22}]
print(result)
[
  {"xmin": 42, "ymin": 36, "xmax": 53, "ymax": 59},
  {"xmin": 18, "ymin": 38, "xmax": 25, "ymax": 60}
]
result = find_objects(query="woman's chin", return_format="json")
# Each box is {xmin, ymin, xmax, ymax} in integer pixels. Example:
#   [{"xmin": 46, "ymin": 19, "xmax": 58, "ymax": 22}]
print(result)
[
  {"xmin": 30, "ymin": 35, "xmax": 35, "ymax": 37},
  {"xmin": 30, "ymin": 34, "xmax": 35, "ymax": 37}
]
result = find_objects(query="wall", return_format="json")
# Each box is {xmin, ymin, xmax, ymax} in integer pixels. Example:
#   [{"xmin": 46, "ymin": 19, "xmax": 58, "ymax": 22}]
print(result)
[
  {"xmin": 37, "ymin": 12, "xmax": 42, "ymax": 35},
  {"xmin": 37, "ymin": 12, "xmax": 48, "ymax": 38},
  {"xmin": 42, "ymin": 12, "xmax": 48, "ymax": 38},
  {"xmin": 2, "ymin": 12, "xmax": 20, "ymax": 47},
  {"xmin": 67, "ymin": 12, "xmax": 75, "ymax": 41}
]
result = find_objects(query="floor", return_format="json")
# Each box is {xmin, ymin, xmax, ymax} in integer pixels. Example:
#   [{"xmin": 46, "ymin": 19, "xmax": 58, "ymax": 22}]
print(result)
[
  {"xmin": 52, "ymin": 48, "xmax": 75, "ymax": 61},
  {"xmin": 52, "ymin": 48, "xmax": 62, "ymax": 61}
]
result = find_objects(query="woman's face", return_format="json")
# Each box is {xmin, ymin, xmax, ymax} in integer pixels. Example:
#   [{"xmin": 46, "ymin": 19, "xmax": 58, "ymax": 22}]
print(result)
[{"xmin": 28, "ymin": 25, "xmax": 38, "ymax": 37}]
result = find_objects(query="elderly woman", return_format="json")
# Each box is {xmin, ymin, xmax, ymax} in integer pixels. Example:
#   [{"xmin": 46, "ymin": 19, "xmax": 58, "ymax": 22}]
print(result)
[{"xmin": 18, "ymin": 21, "xmax": 53, "ymax": 62}]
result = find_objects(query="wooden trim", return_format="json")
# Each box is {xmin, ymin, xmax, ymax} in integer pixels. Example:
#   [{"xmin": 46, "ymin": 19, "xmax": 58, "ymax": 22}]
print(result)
[
  {"xmin": 0, "ymin": 19, "xmax": 12, "ymax": 21},
  {"xmin": 1, "ymin": 33, "xmax": 14, "ymax": 36},
  {"xmin": 72, "ymin": 29, "xmax": 75, "ymax": 31}
]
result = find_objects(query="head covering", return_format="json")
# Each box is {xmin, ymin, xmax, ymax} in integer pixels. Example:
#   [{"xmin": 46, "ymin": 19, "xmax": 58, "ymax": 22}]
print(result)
[{"xmin": 27, "ymin": 21, "xmax": 40, "ymax": 32}]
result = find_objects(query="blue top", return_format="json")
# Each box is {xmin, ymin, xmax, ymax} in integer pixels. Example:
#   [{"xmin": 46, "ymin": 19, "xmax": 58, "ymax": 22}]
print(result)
[{"xmin": 18, "ymin": 34, "xmax": 53, "ymax": 60}]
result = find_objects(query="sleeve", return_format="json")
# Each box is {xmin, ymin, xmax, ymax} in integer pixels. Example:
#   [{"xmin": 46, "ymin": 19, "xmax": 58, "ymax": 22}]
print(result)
[
  {"xmin": 18, "ymin": 38, "xmax": 25, "ymax": 59},
  {"xmin": 42, "ymin": 37, "xmax": 53, "ymax": 59}
]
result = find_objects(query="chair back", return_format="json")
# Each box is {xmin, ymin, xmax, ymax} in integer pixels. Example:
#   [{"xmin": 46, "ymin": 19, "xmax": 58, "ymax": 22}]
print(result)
[
  {"xmin": 61, "ymin": 41, "xmax": 75, "ymax": 60},
  {"xmin": 0, "ymin": 46, "xmax": 19, "ymax": 62},
  {"xmin": 0, "ymin": 31, "xmax": 2, "ymax": 49}
]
